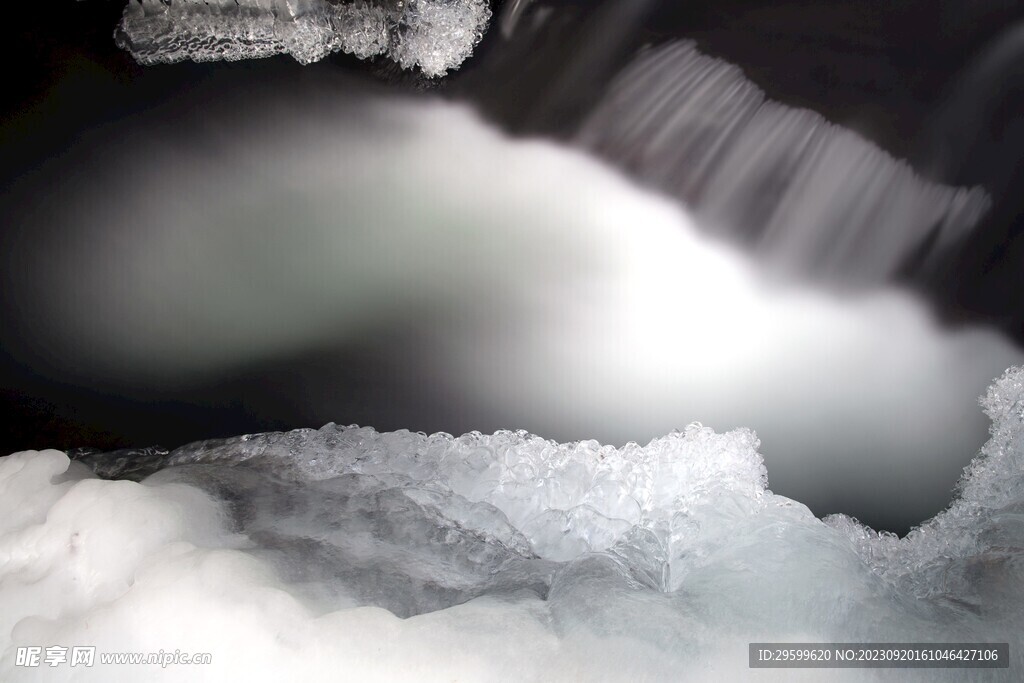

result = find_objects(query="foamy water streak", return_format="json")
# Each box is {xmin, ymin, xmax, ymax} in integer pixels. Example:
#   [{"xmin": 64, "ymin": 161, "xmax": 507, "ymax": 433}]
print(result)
[
  {"xmin": 578, "ymin": 41, "xmax": 990, "ymax": 282},
  {"xmin": 2, "ymin": 367, "xmax": 1022, "ymax": 680},
  {"xmin": 116, "ymin": 0, "xmax": 492, "ymax": 76}
]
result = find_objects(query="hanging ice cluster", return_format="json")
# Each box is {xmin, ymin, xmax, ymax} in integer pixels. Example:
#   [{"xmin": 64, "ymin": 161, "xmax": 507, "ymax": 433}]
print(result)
[{"xmin": 115, "ymin": 0, "xmax": 493, "ymax": 77}]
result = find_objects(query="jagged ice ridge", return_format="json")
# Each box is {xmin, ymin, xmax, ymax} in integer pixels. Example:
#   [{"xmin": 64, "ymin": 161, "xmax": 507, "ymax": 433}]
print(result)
[{"xmin": 3, "ymin": 368, "xmax": 1023, "ymax": 680}]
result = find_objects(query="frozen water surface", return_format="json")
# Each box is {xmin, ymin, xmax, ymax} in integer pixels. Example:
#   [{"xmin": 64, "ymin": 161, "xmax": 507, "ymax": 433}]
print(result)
[{"xmin": 2, "ymin": 367, "xmax": 1023, "ymax": 681}]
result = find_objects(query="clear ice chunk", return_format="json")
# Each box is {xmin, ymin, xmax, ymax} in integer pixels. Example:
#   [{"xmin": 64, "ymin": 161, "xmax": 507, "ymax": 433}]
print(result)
[
  {"xmin": 164, "ymin": 423, "xmax": 771, "ymax": 562},
  {"xmin": 115, "ymin": 0, "xmax": 493, "ymax": 77}
]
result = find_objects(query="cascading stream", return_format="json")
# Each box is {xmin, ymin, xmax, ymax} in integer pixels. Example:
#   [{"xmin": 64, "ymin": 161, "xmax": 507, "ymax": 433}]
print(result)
[
  {"xmin": 3, "ymin": 4, "xmax": 1022, "ymax": 680},
  {"xmin": 576, "ymin": 41, "xmax": 990, "ymax": 284}
]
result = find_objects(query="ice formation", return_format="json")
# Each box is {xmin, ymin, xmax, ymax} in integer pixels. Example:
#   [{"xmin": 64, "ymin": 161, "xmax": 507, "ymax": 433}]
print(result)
[
  {"xmin": 115, "ymin": 0, "xmax": 493, "ymax": 76},
  {"xmin": 2, "ymin": 367, "xmax": 1023, "ymax": 681},
  {"xmin": 578, "ymin": 41, "xmax": 991, "ymax": 283}
]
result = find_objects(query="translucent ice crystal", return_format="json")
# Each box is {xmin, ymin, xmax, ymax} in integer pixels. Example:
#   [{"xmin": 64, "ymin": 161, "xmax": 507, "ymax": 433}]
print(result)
[
  {"xmin": 5, "ymin": 368, "xmax": 1024, "ymax": 680},
  {"xmin": 163, "ymin": 422, "xmax": 770, "ymax": 565},
  {"xmin": 115, "ymin": 0, "xmax": 493, "ymax": 77},
  {"xmin": 827, "ymin": 365, "xmax": 1024, "ymax": 604}
]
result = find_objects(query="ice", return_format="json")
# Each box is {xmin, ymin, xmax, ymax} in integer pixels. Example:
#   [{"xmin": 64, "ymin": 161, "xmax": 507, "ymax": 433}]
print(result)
[
  {"xmin": 827, "ymin": 366, "xmax": 1024, "ymax": 607},
  {"xmin": 115, "ymin": 0, "xmax": 493, "ymax": 77},
  {"xmin": 2, "ymin": 369, "xmax": 1023, "ymax": 680},
  {"xmin": 162, "ymin": 422, "xmax": 771, "ymax": 568},
  {"xmin": 578, "ymin": 41, "xmax": 991, "ymax": 283}
]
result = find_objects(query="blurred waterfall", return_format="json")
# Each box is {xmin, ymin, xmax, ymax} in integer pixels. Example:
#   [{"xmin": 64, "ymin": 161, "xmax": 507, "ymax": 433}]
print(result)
[{"xmin": 577, "ymin": 41, "xmax": 990, "ymax": 284}]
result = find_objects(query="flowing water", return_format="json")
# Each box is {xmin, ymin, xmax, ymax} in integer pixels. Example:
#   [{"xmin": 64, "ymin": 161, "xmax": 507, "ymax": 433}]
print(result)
[{"xmin": 2, "ymin": 3, "xmax": 1022, "ymax": 680}]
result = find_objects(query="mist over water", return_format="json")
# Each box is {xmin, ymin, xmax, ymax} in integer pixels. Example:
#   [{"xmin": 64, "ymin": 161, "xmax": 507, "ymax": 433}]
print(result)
[{"xmin": 4, "ymin": 91, "xmax": 1019, "ymax": 528}]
